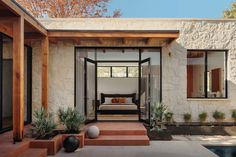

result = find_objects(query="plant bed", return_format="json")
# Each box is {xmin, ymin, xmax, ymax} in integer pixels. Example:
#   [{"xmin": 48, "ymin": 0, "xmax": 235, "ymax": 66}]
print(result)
[
  {"xmin": 147, "ymin": 129, "xmax": 172, "ymax": 141},
  {"xmin": 30, "ymin": 134, "xmax": 62, "ymax": 155},
  {"xmin": 166, "ymin": 125, "xmax": 236, "ymax": 136},
  {"xmin": 61, "ymin": 132, "xmax": 85, "ymax": 148}
]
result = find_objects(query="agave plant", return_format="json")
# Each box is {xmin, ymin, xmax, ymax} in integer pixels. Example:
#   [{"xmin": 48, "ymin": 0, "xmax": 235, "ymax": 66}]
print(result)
[
  {"xmin": 58, "ymin": 107, "xmax": 85, "ymax": 134},
  {"xmin": 151, "ymin": 102, "xmax": 168, "ymax": 131},
  {"xmin": 32, "ymin": 108, "xmax": 57, "ymax": 139}
]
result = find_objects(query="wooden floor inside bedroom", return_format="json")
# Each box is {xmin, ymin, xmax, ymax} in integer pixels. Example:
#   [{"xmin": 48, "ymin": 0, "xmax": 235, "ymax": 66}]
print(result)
[{"xmin": 97, "ymin": 114, "xmax": 139, "ymax": 121}]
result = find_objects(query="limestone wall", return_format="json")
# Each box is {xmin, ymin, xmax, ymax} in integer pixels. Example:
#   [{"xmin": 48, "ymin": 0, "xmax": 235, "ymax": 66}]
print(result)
[{"xmin": 32, "ymin": 19, "xmax": 236, "ymax": 122}]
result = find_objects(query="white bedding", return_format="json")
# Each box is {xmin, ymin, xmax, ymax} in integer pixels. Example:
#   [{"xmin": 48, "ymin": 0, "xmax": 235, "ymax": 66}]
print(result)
[{"xmin": 99, "ymin": 103, "xmax": 138, "ymax": 110}]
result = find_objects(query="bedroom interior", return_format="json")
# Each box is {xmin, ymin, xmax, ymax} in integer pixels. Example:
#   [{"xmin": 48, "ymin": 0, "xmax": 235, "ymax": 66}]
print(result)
[{"xmin": 75, "ymin": 48, "xmax": 161, "ymax": 123}]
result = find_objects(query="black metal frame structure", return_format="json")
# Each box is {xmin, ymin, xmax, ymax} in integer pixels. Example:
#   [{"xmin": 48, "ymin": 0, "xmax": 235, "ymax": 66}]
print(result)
[
  {"xmin": 0, "ymin": 33, "xmax": 32, "ymax": 134},
  {"xmin": 75, "ymin": 47, "xmax": 162, "ymax": 124},
  {"xmin": 187, "ymin": 49, "xmax": 228, "ymax": 99}
]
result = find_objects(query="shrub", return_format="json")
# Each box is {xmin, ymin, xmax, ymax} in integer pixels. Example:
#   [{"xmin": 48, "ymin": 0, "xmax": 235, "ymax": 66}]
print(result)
[
  {"xmin": 58, "ymin": 107, "xmax": 85, "ymax": 134},
  {"xmin": 183, "ymin": 113, "xmax": 192, "ymax": 123},
  {"xmin": 232, "ymin": 110, "xmax": 236, "ymax": 122},
  {"xmin": 198, "ymin": 112, "xmax": 208, "ymax": 123},
  {"xmin": 32, "ymin": 108, "xmax": 57, "ymax": 139},
  {"xmin": 213, "ymin": 110, "xmax": 225, "ymax": 122},
  {"xmin": 164, "ymin": 112, "xmax": 174, "ymax": 123}
]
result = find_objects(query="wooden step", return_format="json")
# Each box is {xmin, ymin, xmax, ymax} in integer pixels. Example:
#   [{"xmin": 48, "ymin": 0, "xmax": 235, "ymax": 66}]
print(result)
[
  {"xmin": 18, "ymin": 148, "xmax": 47, "ymax": 157},
  {"xmin": 0, "ymin": 141, "xmax": 30, "ymax": 157},
  {"xmin": 99, "ymin": 129, "xmax": 147, "ymax": 135},
  {"xmin": 85, "ymin": 135, "xmax": 150, "ymax": 146}
]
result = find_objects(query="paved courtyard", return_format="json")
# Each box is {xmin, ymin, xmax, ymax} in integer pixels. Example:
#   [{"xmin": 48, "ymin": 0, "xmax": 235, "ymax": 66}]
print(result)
[{"xmin": 50, "ymin": 141, "xmax": 217, "ymax": 157}]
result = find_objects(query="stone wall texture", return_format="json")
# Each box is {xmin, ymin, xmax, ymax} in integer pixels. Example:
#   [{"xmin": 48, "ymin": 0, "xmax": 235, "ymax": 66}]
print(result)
[{"xmin": 32, "ymin": 18, "xmax": 236, "ymax": 122}]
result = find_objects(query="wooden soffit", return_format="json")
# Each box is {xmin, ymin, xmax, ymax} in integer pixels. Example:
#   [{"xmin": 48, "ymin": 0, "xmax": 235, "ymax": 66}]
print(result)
[
  {"xmin": 0, "ymin": 0, "xmax": 47, "ymax": 36},
  {"xmin": 48, "ymin": 30, "xmax": 179, "ymax": 41}
]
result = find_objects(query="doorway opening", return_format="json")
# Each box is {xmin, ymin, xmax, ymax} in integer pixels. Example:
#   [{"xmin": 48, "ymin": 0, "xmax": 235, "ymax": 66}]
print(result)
[{"xmin": 75, "ymin": 47, "xmax": 161, "ymax": 124}]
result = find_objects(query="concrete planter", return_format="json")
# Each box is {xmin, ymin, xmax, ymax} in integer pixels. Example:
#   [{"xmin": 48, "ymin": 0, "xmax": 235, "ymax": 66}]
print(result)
[
  {"xmin": 62, "ymin": 132, "xmax": 85, "ymax": 148},
  {"xmin": 29, "ymin": 135, "xmax": 62, "ymax": 155}
]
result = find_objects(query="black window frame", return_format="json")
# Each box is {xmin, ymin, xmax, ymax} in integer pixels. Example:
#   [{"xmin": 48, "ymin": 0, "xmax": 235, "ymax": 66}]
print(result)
[
  {"xmin": 97, "ymin": 66, "xmax": 139, "ymax": 78},
  {"xmin": 187, "ymin": 49, "xmax": 228, "ymax": 99}
]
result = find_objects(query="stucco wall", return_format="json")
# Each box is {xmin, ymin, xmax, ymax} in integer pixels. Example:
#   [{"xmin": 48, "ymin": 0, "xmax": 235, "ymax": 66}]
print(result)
[{"xmin": 32, "ymin": 19, "xmax": 236, "ymax": 122}]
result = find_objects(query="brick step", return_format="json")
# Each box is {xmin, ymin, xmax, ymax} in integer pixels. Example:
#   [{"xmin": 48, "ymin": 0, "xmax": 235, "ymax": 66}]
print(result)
[
  {"xmin": 1, "ymin": 141, "xmax": 30, "ymax": 157},
  {"xmin": 17, "ymin": 148, "xmax": 47, "ymax": 157},
  {"xmin": 85, "ymin": 135, "xmax": 150, "ymax": 146},
  {"xmin": 99, "ymin": 129, "xmax": 147, "ymax": 136}
]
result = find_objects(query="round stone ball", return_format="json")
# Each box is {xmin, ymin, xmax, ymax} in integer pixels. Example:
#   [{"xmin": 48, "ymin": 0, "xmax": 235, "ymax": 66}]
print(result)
[
  {"xmin": 63, "ymin": 136, "xmax": 80, "ymax": 152},
  {"xmin": 87, "ymin": 125, "xmax": 100, "ymax": 139}
]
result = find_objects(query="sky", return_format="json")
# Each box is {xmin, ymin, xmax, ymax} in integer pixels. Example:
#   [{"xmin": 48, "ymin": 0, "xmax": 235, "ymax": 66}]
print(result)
[{"xmin": 108, "ymin": 0, "xmax": 234, "ymax": 18}]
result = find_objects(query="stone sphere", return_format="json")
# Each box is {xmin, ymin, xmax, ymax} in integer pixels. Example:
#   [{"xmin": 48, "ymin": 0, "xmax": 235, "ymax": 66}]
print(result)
[
  {"xmin": 63, "ymin": 136, "xmax": 80, "ymax": 152},
  {"xmin": 87, "ymin": 125, "xmax": 100, "ymax": 139}
]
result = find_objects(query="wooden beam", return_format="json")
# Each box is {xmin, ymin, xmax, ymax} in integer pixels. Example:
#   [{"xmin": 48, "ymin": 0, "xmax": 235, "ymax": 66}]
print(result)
[
  {"xmin": 12, "ymin": 16, "xmax": 24, "ymax": 142},
  {"xmin": 41, "ymin": 36, "xmax": 49, "ymax": 110},
  {"xmin": 1, "ymin": 0, "xmax": 47, "ymax": 36},
  {"xmin": 0, "ymin": 22, "xmax": 13, "ymax": 37},
  {"xmin": 0, "ymin": 17, "xmax": 18, "ymax": 24},
  {"xmin": 48, "ymin": 30, "xmax": 180, "ymax": 39}
]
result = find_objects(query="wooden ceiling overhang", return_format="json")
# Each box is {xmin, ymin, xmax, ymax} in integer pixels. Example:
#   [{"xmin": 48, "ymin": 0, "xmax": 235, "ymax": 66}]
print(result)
[
  {"xmin": 0, "ymin": 0, "xmax": 47, "ymax": 39},
  {"xmin": 48, "ymin": 30, "xmax": 180, "ymax": 46}
]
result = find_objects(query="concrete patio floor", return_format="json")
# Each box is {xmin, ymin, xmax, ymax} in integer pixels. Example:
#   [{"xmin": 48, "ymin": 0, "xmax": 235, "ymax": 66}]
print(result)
[{"xmin": 50, "ymin": 141, "xmax": 217, "ymax": 157}]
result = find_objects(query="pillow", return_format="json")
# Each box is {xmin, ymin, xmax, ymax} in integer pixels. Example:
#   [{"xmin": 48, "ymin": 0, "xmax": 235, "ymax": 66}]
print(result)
[
  {"xmin": 111, "ymin": 98, "xmax": 119, "ymax": 103},
  {"xmin": 118, "ymin": 98, "xmax": 126, "ymax": 103},
  {"xmin": 104, "ymin": 98, "xmax": 112, "ymax": 104}
]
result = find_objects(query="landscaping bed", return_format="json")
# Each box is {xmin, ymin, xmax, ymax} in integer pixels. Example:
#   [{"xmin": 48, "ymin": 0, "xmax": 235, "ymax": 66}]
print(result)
[{"xmin": 167, "ymin": 125, "xmax": 236, "ymax": 136}]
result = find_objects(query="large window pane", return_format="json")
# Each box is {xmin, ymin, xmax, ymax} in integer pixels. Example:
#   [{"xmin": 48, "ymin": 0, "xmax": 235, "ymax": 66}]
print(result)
[
  {"xmin": 112, "ymin": 67, "xmax": 127, "ymax": 77},
  {"xmin": 187, "ymin": 51, "xmax": 205, "ymax": 98},
  {"xmin": 207, "ymin": 51, "xmax": 226, "ymax": 98},
  {"xmin": 187, "ymin": 50, "xmax": 227, "ymax": 98}
]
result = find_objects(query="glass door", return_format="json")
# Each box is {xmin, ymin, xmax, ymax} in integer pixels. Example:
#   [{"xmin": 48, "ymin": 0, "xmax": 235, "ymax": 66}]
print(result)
[
  {"xmin": 139, "ymin": 58, "xmax": 151, "ymax": 124},
  {"xmin": 84, "ymin": 58, "xmax": 97, "ymax": 123}
]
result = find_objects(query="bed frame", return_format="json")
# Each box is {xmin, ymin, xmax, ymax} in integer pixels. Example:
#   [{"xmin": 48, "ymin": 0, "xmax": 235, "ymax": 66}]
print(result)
[{"xmin": 97, "ymin": 93, "xmax": 138, "ymax": 114}]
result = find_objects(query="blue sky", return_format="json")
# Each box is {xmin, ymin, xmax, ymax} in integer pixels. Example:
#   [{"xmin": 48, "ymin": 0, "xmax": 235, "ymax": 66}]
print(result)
[{"xmin": 108, "ymin": 0, "xmax": 234, "ymax": 18}]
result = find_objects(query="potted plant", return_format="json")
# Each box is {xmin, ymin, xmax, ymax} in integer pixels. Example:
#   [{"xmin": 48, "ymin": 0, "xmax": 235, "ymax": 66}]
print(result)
[
  {"xmin": 58, "ymin": 107, "xmax": 85, "ymax": 148},
  {"xmin": 164, "ymin": 112, "xmax": 173, "ymax": 123},
  {"xmin": 232, "ymin": 109, "xmax": 236, "ymax": 122},
  {"xmin": 183, "ymin": 113, "xmax": 192, "ymax": 123},
  {"xmin": 199, "ymin": 112, "xmax": 208, "ymax": 123},
  {"xmin": 29, "ymin": 108, "xmax": 62, "ymax": 155},
  {"xmin": 149, "ymin": 102, "xmax": 172, "ymax": 140},
  {"xmin": 213, "ymin": 110, "xmax": 225, "ymax": 123}
]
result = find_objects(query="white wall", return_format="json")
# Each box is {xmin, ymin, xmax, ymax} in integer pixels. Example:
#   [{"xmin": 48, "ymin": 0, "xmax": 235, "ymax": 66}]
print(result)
[{"xmin": 97, "ymin": 78, "xmax": 138, "ymax": 99}]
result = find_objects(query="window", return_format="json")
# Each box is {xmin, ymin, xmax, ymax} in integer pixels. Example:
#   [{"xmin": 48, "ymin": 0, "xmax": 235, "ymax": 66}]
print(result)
[
  {"xmin": 112, "ymin": 67, "xmax": 127, "ymax": 77},
  {"xmin": 128, "ymin": 67, "xmax": 139, "ymax": 77},
  {"xmin": 97, "ymin": 67, "xmax": 111, "ymax": 77},
  {"xmin": 187, "ymin": 50, "xmax": 227, "ymax": 98},
  {"xmin": 97, "ymin": 66, "xmax": 139, "ymax": 78}
]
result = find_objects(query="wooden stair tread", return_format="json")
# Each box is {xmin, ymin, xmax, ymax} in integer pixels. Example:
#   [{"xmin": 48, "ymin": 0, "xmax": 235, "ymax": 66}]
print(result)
[
  {"xmin": 85, "ymin": 135, "xmax": 150, "ymax": 146},
  {"xmin": 86, "ymin": 135, "xmax": 149, "ymax": 140},
  {"xmin": 0, "ymin": 141, "xmax": 30, "ymax": 157},
  {"xmin": 17, "ymin": 148, "xmax": 47, "ymax": 157}
]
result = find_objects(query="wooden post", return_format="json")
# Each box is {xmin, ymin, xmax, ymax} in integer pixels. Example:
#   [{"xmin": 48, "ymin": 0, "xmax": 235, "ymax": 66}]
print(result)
[
  {"xmin": 41, "ymin": 36, "xmax": 49, "ymax": 110},
  {"xmin": 13, "ymin": 16, "xmax": 24, "ymax": 142}
]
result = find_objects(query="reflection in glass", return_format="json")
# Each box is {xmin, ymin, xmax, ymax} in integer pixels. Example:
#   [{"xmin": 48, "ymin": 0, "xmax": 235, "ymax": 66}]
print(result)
[{"xmin": 187, "ymin": 51, "xmax": 205, "ymax": 97}]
